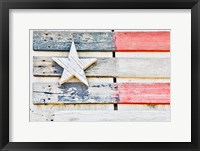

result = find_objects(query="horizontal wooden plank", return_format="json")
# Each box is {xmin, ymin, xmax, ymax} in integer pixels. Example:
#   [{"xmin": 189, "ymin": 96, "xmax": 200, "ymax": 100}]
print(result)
[
  {"xmin": 33, "ymin": 83, "xmax": 170, "ymax": 104},
  {"xmin": 118, "ymin": 104, "xmax": 170, "ymax": 111},
  {"xmin": 33, "ymin": 57, "xmax": 170, "ymax": 78},
  {"xmin": 33, "ymin": 31, "xmax": 170, "ymax": 52},
  {"xmin": 30, "ymin": 110, "xmax": 170, "ymax": 122},
  {"xmin": 33, "ymin": 83, "xmax": 117, "ymax": 104},
  {"xmin": 117, "ymin": 83, "xmax": 170, "ymax": 104},
  {"xmin": 33, "ymin": 31, "xmax": 115, "ymax": 51},
  {"xmin": 114, "ymin": 32, "xmax": 170, "ymax": 52},
  {"xmin": 30, "ymin": 103, "xmax": 170, "ymax": 121},
  {"xmin": 30, "ymin": 104, "xmax": 170, "ymax": 112}
]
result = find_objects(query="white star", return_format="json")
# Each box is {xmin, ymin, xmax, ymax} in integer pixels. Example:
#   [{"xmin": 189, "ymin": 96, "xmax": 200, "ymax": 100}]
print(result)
[{"xmin": 52, "ymin": 41, "xmax": 97, "ymax": 86}]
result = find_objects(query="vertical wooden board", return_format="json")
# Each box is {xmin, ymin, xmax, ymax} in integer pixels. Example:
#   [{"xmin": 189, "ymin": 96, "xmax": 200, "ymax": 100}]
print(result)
[{"xmin": 114, "ymin": 32, "xmax": 170, "ymax": 52}]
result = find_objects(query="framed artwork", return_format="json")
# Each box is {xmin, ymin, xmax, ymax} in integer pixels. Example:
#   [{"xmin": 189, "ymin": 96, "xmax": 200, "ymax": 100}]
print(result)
[
  {"xmin": 0, "ymin": 0, "xmax": 199, "ymax": 151},
  {"xmin": 31, "ymin": 29, "xmax": 170, "ymax": 122}
]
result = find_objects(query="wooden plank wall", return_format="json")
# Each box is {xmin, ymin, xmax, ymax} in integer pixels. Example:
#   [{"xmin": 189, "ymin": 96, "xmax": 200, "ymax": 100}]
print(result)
[{"xmin": 30, "ymin": 30, "xmax": 170, "ymax": 122}]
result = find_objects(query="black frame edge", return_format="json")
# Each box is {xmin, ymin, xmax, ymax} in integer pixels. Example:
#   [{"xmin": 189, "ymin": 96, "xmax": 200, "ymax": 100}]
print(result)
[
  {"xmin": 0, "ymin": 0, "xmax": 199, "ymax": 151},
  {"xmin": 191, "ymin": 1, "xmax": 199, "ymax": 150},
  {"xmin": 0, "ymin": 0, "xmax": 3, "ymax": 149},
  {"xmin": 1, "ymin": 0, "xmax": 9, "ymax": 151}
]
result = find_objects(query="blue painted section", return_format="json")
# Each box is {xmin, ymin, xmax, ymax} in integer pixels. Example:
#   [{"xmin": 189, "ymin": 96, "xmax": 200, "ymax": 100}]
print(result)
[
  {"xmin": 33, "ymin": 31, "xmax": 115, "ymax": 51},
  {"xmin": 33, "ymin": 83, "xmax": 118, "ymax": 104}
]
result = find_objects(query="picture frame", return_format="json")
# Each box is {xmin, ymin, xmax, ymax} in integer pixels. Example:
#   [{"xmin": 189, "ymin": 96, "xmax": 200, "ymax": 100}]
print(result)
[{"xmin": 0, "ymin": 0, "xmax": 199, "ymax": 151}]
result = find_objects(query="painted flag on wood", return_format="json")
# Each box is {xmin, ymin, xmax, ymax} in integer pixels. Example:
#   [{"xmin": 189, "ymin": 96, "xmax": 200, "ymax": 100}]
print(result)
[
  {"xmin": 114, "ymin": 32, "xmax": 170, "ymax": 52},
  {"xmin": 33, "ymin": 31, "xmax": 170, "ymax": 52},
  {"xmin": 32, "ymin": 30, "xmax": 170, "ymax": 105}
]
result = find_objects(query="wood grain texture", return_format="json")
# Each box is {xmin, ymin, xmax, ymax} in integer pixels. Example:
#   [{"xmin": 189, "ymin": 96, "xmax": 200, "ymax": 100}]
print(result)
[
  {"xmin": 115, "ymin": 32, "xmax": 170, "ymax": 52},
  {"xmin": 33, "ymin": 82, "xmax": 170, "ymax": 104},
  {"xmin": 117, "ymin": 83, "xmax": 170, "ymax": 104},
  {"xmin": 30, "ymin": 110, "xmax": 170, "ymax": 122},
  {"xmin": 33, "ymin": 57, "xmax": 170, "ymax": 78},
  {"xmin": 52, "ymin": 41, "xmax": 97, "ymax": 86},
  {"xmin": 33, "ymin": 31, "xmax": 115, "ymax": 51},
  {"xmin": 33, "ymin": 83, "xmax": 117, "ymax": 104},
  {"xmin": 30, "ymin": 104, "xmax": 170, "ymax": 121},
  {"xmin": 118, "ymin": 104, "xmax": 170, "ymax": 111},
  {"xmin": 33, "ymin": 31, "xmax": 170, "ymax": 52}
]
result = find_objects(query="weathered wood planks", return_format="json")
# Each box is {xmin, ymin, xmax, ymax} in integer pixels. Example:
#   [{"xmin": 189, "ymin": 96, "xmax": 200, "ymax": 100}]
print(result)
[
  {"xmin": 33, "ymin": 31, "xmax": 170, "ymax": 52},
  {"xmin": 33, "ymin": 31, "xmax": 115, "ymax": 51},
  {"xmin": 115, "ymin": 32, "xmax": 170, "ymax": 52},
  {"xmin": 33, "ymin": 57, "xmax": 170, "ymax": 78},
  {"xmin": 32, "ymin": 110, "xmax": 170, "ymax": 122},
  {"xmin": 33, "ymin": 82, "xmax": 170, "ymax": 104},
  {"xmin": 51, "ymin": 41, "xmax": 97, "ymax": 86},
  {"xmin": 30, "ymin": 110, "xmax": 170, "ymax": 122},
  {"xmin": 117, "ymin": 83, "xmax": 170, "ymax": 104},
  {"xmin": 31, "ymin": 30, "xmax": 171, "ymax": 122},
  {"xmin": 30, "ymin": 104, "xmax": 170, "ymax": 121}
]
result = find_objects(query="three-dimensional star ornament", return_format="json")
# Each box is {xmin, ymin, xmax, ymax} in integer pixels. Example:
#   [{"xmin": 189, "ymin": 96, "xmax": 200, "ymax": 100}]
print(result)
[{"xmin": 52, "ymin": 41, "xmax": 97, "ymax": 86}]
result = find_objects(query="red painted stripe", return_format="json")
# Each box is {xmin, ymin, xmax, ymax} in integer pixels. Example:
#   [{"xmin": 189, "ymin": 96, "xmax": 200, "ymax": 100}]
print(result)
[
  {"xmin": 118, "ymin": 102, "xmax": 170, "ymax": 105},
  {"xmin": 116, "ymin": 50, "xmax": 170, "ymax": 52},
  {"xmin": 116, "ymin": 83, "xmax": 170, "ymax": 104},
  {"xmin": 114, "ymin": 32, "xmax": 170, "ymax": 52}
]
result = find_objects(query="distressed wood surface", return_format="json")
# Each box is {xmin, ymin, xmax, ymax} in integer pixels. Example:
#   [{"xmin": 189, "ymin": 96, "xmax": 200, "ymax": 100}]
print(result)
[
  {"xmin": 30, "ymin": 110, "xmax": 170, "ymax": 122},
  {"xmin": 33, "ymin": 82, "xmax": 170, "ymax": 104},
  {"xmin": 30, "ymin": 104, "xmax": 170, "ymax": 121},
  {"xmin": 52, "ymin": 110, "xmax": 170, "ymax": 122},
  {"xmin": 33, "ymin": 31, "xmax": 170, "ymax": 52},
  {"xmin": 31, "ymin": 30, "xmax": 171, "ymax": 122},
  {"xmin": 117, "ymin": 83, "xmax": 170, "ymax": 104},
  {"xmin": 33, "ymin": 31, "xmax": 115, "ymax": 51},
  {"xmin": 52, "ymin": 41, "xmax": 97, "ymax": 86},
  {"xmin": 33, "ymin": 83, "xmax": 117, "ymax": 104},
  {"xmin": 33, "ymin": 57, "xmax": 170, "ymax": 78},
  {"xmin": 115, "ymin": 32, "xmax": 170, "ymax": 52}
]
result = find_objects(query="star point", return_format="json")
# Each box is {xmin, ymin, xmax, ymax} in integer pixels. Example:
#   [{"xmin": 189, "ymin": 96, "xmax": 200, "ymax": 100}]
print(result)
[{"xmin": 52, "ymin": 41, "xmax": 97, "ymax": 86}]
